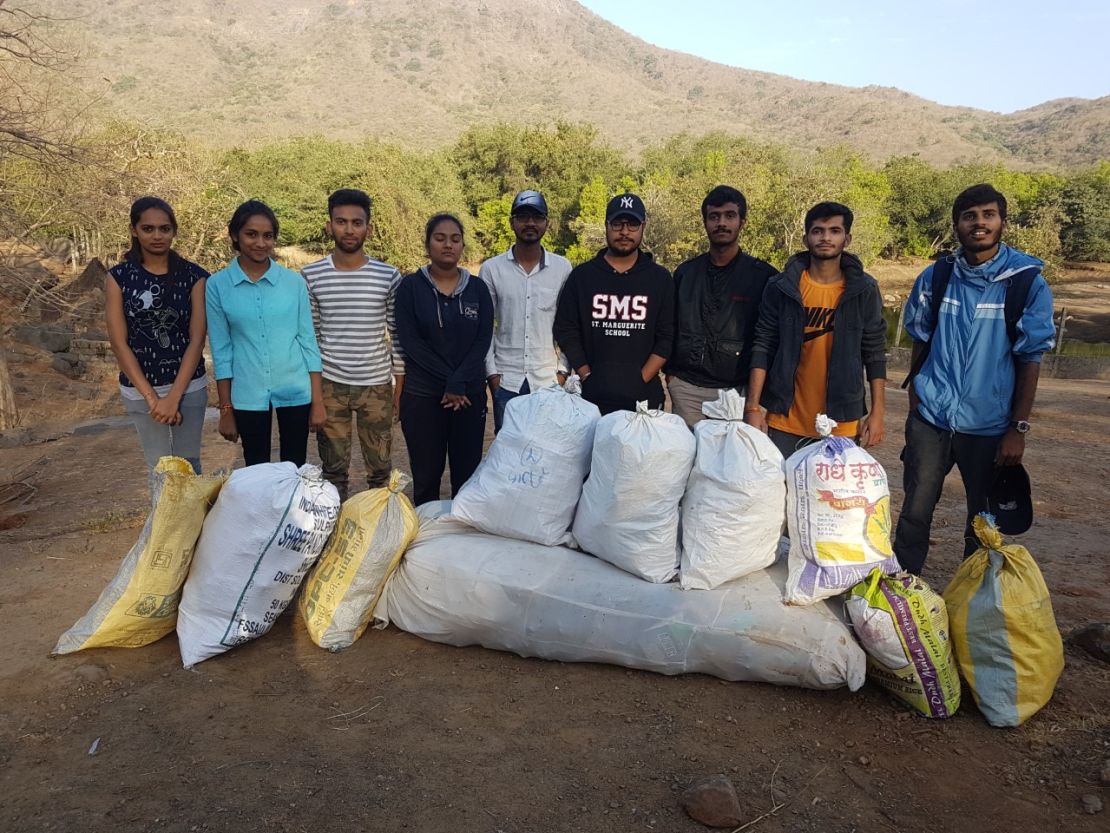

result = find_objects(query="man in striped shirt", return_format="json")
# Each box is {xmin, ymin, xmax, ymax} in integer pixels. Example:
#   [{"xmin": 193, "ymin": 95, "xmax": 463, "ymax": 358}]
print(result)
[{"xmin": 302, "ymin": 189, "xmax": 403, "ymax": 497}]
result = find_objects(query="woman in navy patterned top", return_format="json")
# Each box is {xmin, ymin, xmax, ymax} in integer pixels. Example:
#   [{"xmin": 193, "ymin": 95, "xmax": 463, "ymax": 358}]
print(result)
[{"xmin": 106, "ymin": 197, "xmax": 209, "ymax": 478}]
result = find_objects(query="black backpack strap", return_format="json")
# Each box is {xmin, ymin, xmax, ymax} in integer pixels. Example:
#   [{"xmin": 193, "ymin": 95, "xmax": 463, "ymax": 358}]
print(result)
[
  {"xmin": 902, "ymin": 254, "xmax": 954, "ymax": 389},
  {"xmin": 1003, "ymin": 267, "xmax": 1040, "ymax": 346}
]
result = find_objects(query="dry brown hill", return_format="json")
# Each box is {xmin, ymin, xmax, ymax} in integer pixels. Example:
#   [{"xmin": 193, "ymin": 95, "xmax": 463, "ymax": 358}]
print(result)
[{"xmin": 56, "ymin": 0, "xmax": 1108, "ymax": 167}]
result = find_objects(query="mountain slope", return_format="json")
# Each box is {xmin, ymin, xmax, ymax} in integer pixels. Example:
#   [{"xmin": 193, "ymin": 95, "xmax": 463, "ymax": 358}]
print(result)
[{"xmin": 56, "ymin": 0, "xmax": 1108, "ymax": 167}]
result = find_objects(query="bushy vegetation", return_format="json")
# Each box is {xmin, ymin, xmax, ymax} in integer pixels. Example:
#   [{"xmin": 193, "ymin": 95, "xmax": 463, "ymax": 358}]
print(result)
[{"xmin": 3, "ymin": 122, "xmax": 1107, "ymax": 276}]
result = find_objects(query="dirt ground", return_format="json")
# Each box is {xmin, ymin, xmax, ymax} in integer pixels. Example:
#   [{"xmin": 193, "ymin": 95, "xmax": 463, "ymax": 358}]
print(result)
[{"xmin": 1, "ymin": 373, "xmax": 1108, "ymax": 833}]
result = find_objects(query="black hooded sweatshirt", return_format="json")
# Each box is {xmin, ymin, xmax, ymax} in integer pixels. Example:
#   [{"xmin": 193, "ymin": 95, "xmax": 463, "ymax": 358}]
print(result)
[{"xmin": 553, "ymin": 249, "xmax": 674, "ymax": 414}]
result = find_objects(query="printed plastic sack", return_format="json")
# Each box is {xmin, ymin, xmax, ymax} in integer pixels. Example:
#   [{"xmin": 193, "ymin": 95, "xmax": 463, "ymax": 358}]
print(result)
[
  {"xmin": 783, "ymin": 415, "xmax": 900, "ymax": 605},
  {"xmin": 451, "ymin": 384, "xmax": 600, "ymax": 545},
  {"xmin": 377, "ymin": 502, "xmax": 866, "ymax": 691},
  {"xmin": 572, "ymin": 401, "xmax": 695, "ymax": 583},
  {"xmin": 299, "ymin": 470, "xmax": 419, "ymax": 651},
  {"xmin": 177, "ymin": 462, "xmax": 340, "ymax": 667},
  {"xmin": 846, "ymin": 569, "xmax": 960, "ymax": 718},
  {"xmin": 680, "ymin": 390, "xmax": 786, "ymax": 590},
  {"xmin": 943, "ymin": 514, "xmax": 1063, "ymax": 727},
  {"xmin": 53, "ymin": 457, "xmax": 225, "ymax": 654}
]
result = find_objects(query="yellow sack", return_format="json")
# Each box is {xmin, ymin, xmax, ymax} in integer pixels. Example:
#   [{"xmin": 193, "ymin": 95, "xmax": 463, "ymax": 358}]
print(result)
[
  {"xmin": 53, "ymin": 457, "xmax": 226, "ymax": 654},
  {"xmin": 846, "ymin": 569, "xmax": 960, "ymax": 718},
  {"xmin": 942, "ymin": 514, "xmax": 1064, "ymax": 727},
  {"xmin": 299, "ymin": 470, "xmax": 418, "ymax": 651}
]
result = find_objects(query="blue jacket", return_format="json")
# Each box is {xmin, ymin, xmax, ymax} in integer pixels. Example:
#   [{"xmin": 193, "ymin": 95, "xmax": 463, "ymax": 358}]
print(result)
[
  {"xmin": 904, "ymin": 244, "xmax": 1054, "ymax": 435},
  {"xmin": 395, "ymin": 267, "xmax": 493, "ymax": 398},
  {"xmin": 205, "ymin": 257, "xmax": 322, "ymax": 410}
]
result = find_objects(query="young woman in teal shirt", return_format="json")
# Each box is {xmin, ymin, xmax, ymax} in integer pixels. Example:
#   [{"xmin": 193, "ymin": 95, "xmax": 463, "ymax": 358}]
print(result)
[{"xmin": 205, "ymin": 200, "xmax": 325, "ymax": 466}]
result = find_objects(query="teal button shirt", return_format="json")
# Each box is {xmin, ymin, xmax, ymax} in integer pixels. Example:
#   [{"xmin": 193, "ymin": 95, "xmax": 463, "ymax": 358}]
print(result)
[{"xmin": 205, "ymin": 257, "xmax": 322, "ymax": 410}]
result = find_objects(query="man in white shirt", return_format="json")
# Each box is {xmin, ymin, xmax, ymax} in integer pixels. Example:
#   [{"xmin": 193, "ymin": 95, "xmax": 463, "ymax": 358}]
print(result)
[
  {"xmin": 302, "ymin": 189, "xmax": 403, "ymax": 498},
  {"xmin": 481, "ymin": 190, "xmax": 573, "ymax": 432}
]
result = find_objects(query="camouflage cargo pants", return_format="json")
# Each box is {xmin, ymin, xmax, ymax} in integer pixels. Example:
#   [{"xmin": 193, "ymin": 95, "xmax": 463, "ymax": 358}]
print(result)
[{"xmin": 317, "ymin": 379, "xmax": 394, "ymax": 500}]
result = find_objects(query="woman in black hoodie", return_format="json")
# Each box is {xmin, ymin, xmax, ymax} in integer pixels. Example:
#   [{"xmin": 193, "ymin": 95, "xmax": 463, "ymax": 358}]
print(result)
[{"xmin": 395, "ymin": 214, "xmax": 493, "ymax": 506}]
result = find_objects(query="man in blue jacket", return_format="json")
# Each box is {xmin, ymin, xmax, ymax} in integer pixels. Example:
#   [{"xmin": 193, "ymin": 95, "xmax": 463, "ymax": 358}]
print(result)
[{"xmin": 894, "ymin": 184, "xmax": 1055, "ymax": 574}]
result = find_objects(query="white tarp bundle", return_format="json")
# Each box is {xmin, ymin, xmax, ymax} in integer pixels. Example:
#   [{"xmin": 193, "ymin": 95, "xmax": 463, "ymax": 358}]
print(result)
[
  {"xmin": 377, "ymin": 503, "xmax": 866, "ymax": 691},
  {"xmin": 177, "ymin": 462, "xmax": 340, "ymax": 667},
  {"xmin": 451, "ymin": 385, "xmax": 600, "ymax": 546},
  {"xmin": 783, "ymin": 415, "xmax": 901, "ymax": 605},
  {"xmin": 679, "ymin": 390, "xmax": 786, "ymax": 590},
  {"xmin": 572, "ymin": 402, "xmax": 695, "ymax": 582}
]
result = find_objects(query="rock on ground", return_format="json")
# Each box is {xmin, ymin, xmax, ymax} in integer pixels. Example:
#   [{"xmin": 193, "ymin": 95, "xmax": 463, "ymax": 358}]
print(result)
[{"xmin": 679, "ymin": 775, "xmax": 743, "ymax": 828}]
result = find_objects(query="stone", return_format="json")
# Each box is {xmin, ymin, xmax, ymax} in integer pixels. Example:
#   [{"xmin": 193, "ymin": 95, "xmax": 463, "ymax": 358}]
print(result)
[
  {"xmin": 1068, "ymin": 623, "xmax": 1110, "ymax": 663},
  {"xmin": 74, "ymin": 664, "xmax": 110, "ymax": 685},
  {"xmin": 13, "ymin": 324, "xmax": 72, "ymax": 354},
  {"xmin": 1080, "ymin": 794, "xmax": 1103, "ymax": 814},
  {"xmin": 679, "ymin": 775, "xmax": 743, "ymax": 828},
  {"xmin": 1101, "ymin": 759, "xmax": 1110, "ymax": 786},
  {"xmin": 51, "ymin": 354, "xmax": 83, "ymax": 379}
]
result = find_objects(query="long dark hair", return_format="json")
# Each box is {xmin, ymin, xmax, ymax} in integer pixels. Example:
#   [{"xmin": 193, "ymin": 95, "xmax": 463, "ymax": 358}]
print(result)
[
  {"xmin": 424, "ymin": 212, "xmax": 464, "ymax": 247},
  {"xmin": 126, "ymin": 196, "xmax": 186, "ymax": 276},
  {"xmin": 228, "ymin": 200, "xmax": 279, "ymax": 251}
]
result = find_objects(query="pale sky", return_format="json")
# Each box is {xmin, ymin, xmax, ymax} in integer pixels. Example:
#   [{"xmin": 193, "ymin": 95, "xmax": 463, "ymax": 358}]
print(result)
[{"xmin": 578, "ymin": 0, "xmax": 1109, "ymax": 113}]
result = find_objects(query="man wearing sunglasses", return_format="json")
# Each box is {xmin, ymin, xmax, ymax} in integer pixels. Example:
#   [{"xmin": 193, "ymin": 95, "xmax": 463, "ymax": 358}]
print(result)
[{"xmin": 553, "ymin": 193, "xmax": 674, "ymax": 415}]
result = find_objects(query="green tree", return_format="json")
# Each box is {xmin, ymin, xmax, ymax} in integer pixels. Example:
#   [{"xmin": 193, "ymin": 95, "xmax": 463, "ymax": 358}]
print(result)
[{"xmin": 1060, "ymin": 162, "xmax": 1110, "ymax": 261}]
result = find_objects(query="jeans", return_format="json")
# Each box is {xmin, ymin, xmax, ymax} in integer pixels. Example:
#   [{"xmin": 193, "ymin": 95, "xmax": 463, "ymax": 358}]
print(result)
[
  {"xmin": 317, "ymin": 379, "xmax": 393, "ymax": 499},
  {"xmin": 123, "ymin": 386, "xmax": 208, "ymax": 477},
  {"xmin": 893, "ymin": 411, "xmax": 1002, "ymax": 575},
  {"xmin": 234, "ymin": 404, "xmax": 311, "ymax": 467},
  {"xmin": 400, "ymin": 391, "xmax": 486, "ymax": 506},
  {"xmin": 491, "ymin": 378, "xmax": 530, "ymax": 433}
]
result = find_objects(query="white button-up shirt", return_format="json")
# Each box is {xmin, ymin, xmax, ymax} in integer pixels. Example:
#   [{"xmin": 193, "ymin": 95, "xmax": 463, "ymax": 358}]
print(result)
[{"xmin": 479, "ymin": 246, "xmax": 572, "ymax": 391}]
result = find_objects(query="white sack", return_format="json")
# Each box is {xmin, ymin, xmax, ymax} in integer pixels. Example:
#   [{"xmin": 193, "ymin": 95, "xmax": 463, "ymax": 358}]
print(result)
[
  {"xmin": 451, "ymin": 385, "xmax": 600, "ymax": 546},
  {"xmin": 783, "ymin": 415, "xmax": 900, "ymax": 605},
  {"xmin": 679, "ymin": 390, "xmax": 786, "ymax": 590},
  {"xmin": 377, "ymin": 503, "xmax": 865, "ymax": 691},
  {"xmin": 177, "ymin": 462, "xmax": 340, "ymax": 667},
  {"xmin": 572, "ymin": 402, "xmax": 695, "ymax": 582}
]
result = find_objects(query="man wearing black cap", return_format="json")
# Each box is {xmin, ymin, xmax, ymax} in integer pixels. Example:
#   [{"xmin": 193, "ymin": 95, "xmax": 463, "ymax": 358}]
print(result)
[
  {"xmin": 480, "ymin": 190, "xmax": 573, "ymax": 432},
  {"xmin": 553, "ymin": 193, "xmax": 674, "ymax": 415}
]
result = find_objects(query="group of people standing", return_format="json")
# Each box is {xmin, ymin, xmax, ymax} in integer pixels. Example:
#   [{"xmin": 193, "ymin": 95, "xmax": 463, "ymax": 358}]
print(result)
[{"xmin": 106, "ymin": 180, "xmax": 1054, "ymax": 575}]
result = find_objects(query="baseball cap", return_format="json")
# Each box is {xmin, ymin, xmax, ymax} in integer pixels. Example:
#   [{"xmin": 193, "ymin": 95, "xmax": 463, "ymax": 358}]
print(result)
[
  {"xmin": 511, "ymin": 190, "xmax": 548, "ymax": 217},
  {"xmin": 988, "ymin": 464, "xmax": 1033, "ymax": 535},
  {"xmin": 606, "ymin": 193, "xmax": 647, "ymax": 224}
]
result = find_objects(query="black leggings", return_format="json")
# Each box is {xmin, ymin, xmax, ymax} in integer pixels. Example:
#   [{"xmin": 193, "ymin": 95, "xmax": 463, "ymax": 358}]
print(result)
[
  {"xmin": 399, "ymin": 391, "xmax": 486, "ymax": 506},
  {"xmin": 234, "ymin": 404, "xmax": 311, "ymax": 467}
]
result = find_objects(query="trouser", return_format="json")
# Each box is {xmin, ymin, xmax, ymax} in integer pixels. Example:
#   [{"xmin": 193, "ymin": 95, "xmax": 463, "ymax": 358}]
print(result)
[
  {"xmin": 234, "ymin": 404, "xmax": 311, "ymax": 467},
  {"xmin": 317, "ymin": 379, "xmax": 393, "ymax": 499},
  {"xmin": 767, "ymin": 427, "xmax": 822, "ymax": 461},
  {"xmin": 491, "ymin": 378, "xmax": 530, "ymax": 433},
  {"xmin": 399, "ymin": 391, "xmax": 486, "ymax": 506},
  {"xmin": 667, "ymin": 376, "xmax": 736, "ymax": 429},
  {"xmin": 584, "ymin": 376, "xmax": 665, "ymax": 416},
  {"xmin": 123, "ymin": 387, "xmax": 208, "ymax": 482},
  {"xmin": 893, "ymin": 411, "xmax": 1002, "ymax": 575}
]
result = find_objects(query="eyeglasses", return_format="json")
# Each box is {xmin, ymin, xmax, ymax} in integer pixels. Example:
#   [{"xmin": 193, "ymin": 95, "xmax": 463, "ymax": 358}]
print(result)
[{"xmin": 607, "ymin": 219, "xmax": 643, "ymax": 230}]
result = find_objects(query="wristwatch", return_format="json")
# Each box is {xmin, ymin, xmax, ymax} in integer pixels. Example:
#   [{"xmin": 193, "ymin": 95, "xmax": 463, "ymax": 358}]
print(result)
[{"xmin": 1009, "ymin": 420, "xmax": 1031, "ymax": 434}]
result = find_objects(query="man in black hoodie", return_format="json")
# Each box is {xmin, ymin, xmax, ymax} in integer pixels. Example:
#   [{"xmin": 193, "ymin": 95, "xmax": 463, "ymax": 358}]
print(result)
[
  {"xmin": 746, "ymin": 202, "xmax": 887, "ymax": 460},
  {"xmin": 553, "ymin": 193, "xmax": 674, "ymax": 415},
  {"xmin": 665, "ymin": 185, "xmax": 778, "ymax": 428}
]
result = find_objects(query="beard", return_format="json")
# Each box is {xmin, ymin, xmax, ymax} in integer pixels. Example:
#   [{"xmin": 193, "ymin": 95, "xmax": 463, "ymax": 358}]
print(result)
[
  {"xmin": 958, "ymin": 229, "xmax": 1002, "ymax": 253},
  {"xmin": 607, "ymin": 240, "xmax": 639, "ymax": 257},
  {"xmin": 809, "ymin": 249, "xmax": 841, "ymax": 261},
  {"xmin": 335, "ymin": 238, "xmax": 365, "ymax": 254}
]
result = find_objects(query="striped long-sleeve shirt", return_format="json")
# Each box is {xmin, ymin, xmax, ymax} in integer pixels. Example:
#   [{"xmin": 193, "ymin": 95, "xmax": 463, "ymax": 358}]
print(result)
[{"xmin": 301, "ymin": 254, "xmax": 404, "ymax": 385}]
